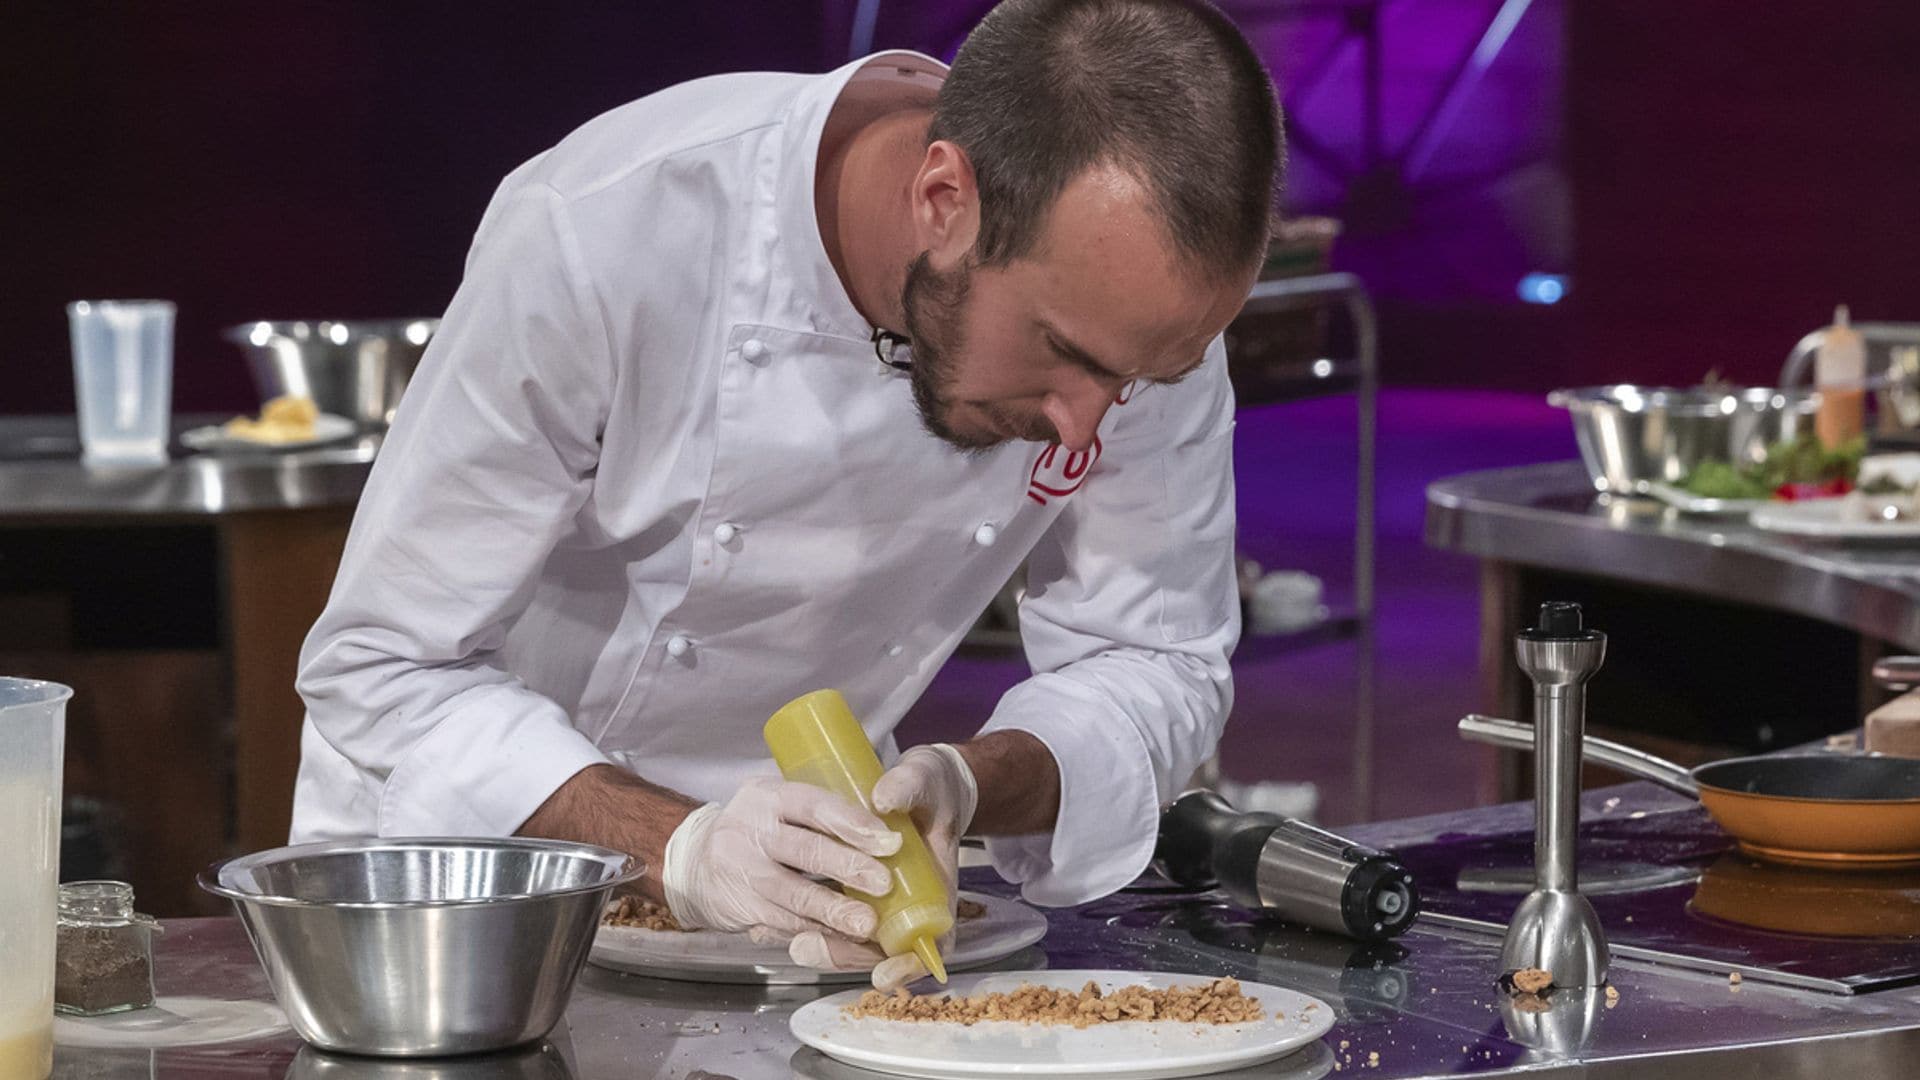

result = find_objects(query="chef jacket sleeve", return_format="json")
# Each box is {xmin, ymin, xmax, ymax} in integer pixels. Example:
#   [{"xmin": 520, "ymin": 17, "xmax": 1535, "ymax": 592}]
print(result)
[
  {"xmin": 978, "ymin": 336, "xmax": 1240, "ymax": 905},
  {"xmin": 295, "ymin": 180, "xmax": 618, "ymax": 838}
]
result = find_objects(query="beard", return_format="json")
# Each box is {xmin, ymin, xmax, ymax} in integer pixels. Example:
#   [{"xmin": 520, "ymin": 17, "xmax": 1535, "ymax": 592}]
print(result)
[{"xmin": 899, "ymin": 251, "xmax": 1058, "ymax": 453}]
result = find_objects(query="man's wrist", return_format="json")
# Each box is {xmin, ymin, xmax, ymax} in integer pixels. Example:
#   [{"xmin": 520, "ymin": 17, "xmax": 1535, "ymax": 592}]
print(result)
[
  {"xmin": 954, "ymin": 730, "xmax": 1060, "ymax": 835},
  {"xmin": 517, "ymin": 763, "xmax": 701, "ymax": 904}
]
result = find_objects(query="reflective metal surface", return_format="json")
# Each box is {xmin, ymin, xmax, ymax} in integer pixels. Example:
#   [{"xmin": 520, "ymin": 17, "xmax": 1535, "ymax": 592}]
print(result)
[
  {"xmin": 1425, "ymin": 461, "xmax": 1920, "ymax": 650},
  {"xmin": 224, "ymin": 319, "xmax": 436, "ymax": 428},
  {"xmin": 0, "ymin": 415, "xmax": 375, "ymax": 517},
  {"xmin": 1547, "ymin": 384, "xmax": 1819, "ymax": 495},
  {"xmin": 54, "ymin": 827, "xmax": 1920, "ymax": 1079},
  {"xmin": 67, "ymin": 857, "xmax": 1920, "ymax": 1079},
  {"xmin": 199, "ymin": 838, "xmax": 638, "ymax": 1057}
]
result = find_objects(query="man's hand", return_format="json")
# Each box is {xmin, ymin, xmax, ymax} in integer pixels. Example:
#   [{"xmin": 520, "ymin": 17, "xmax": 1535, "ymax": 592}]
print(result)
[
  {"xmin": 788, "ymin": 742, "xmax": 979, "ymax": 990},
  {"xmin": 663, "ymin": 777, "xmax": 903, "ymax": 942}
]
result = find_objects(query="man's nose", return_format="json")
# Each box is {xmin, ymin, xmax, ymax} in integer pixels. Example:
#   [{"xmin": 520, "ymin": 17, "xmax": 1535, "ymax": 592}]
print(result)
[{"xmin": 1041, "ymin": 380, "xmax": 1115, "ymax": 452}]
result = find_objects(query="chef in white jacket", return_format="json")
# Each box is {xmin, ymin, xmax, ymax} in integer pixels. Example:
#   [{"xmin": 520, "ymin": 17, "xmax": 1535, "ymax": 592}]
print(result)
[{"xmin": 293, "ymin": 0, "xmax": 1282, "ymax": 988}]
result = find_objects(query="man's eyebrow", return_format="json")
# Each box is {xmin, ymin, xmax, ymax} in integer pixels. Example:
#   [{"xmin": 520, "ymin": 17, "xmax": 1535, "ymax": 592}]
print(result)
[
  {"xmin": 1038, "ymin": 321, "xmax": 1130, "ymax": 380},
  {"xmin": 1151, "ymin": 354, "xmax": 1209, "ymax": 386}
]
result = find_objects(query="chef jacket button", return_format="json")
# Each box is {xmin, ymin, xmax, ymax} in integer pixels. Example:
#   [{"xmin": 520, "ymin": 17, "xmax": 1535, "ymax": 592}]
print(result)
[
  {"xmin": 740, "ymin": 338, "xmax": 768, "ymax": 362},
  {"xmin": 886, "ymin": 644, "xmax": 905, "ymax": 658},
  {"xmin": 665, "ymin": 634, "xmax": 692, "ymax": 658},
  {"xmin": 713, "ymin": 522, "xmax": 740, "ymax": 545},
  {"xmin": 973, "ymin": 522, "xmax": 999, "ymax": 547}
]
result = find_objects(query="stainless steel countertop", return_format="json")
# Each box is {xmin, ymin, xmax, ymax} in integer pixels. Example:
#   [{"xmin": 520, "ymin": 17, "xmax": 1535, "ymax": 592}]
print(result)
[
  {"xmin": 0, "ymin": 415, "xmax": 375, "ymax": 520},
  {"xmin": 1426, "ymin": 461, "xmax": 1920, "ymax": 650},
  {"xmin": 52, "ymin": 785, "xmax": 1920, "ymax": 1079}
]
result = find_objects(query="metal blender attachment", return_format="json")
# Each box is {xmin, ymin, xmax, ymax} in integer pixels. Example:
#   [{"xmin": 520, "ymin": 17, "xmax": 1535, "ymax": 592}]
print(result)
[
  {"xmin": 1501, "ymin": 601, "xmax": 1611, "ymax": 992},
  {"xmin": 1154, "ymin": 789, "xmax": 1419, "ymax": 942}
]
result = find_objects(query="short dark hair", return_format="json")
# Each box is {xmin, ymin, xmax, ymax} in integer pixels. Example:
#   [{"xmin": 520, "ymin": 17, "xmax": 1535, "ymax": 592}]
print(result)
[{"xmin": 930, "ymin": 0, "xmax": 1283, "ymax": 280}]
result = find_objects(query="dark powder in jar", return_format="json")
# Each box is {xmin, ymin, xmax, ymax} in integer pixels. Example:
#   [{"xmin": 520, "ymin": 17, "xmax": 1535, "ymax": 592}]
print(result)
[{"xmin": 56, "ymin": 924, "xmax": 154, "ymax": 1014}]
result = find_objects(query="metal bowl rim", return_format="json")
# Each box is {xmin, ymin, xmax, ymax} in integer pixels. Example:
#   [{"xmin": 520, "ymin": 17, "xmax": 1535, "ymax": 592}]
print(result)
[
  {"xmin": 220, "ymin": 318, "xmax": 442, "ymax": 345},
  {"xmin": 1548, "ymin": 384, "xmax": 1821, "ymax": 415},
  {"xmin": 197, "ymin": 835, "xmax": 640, "ymax": 910}
]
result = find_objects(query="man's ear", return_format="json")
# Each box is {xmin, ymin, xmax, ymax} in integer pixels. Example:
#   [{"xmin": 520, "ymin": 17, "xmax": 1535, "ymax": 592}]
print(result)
[{"xmin": 911, "ymin": 140, "xmax": 979, "ymax": 269}]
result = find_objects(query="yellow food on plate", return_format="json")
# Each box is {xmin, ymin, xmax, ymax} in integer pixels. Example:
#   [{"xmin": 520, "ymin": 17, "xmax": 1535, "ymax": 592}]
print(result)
[{"xmin": 223, "ymin": 395, "xmax": 319, "ymax": 444}]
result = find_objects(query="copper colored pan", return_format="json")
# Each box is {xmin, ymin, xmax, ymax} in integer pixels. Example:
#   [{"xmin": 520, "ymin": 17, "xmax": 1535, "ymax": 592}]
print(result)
[{"xmin": 1460, "ymin": 715, "xmax": 1920, "ymax": 869}]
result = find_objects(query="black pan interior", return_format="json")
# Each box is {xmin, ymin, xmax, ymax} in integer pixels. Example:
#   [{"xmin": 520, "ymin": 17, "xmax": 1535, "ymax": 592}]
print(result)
[{"xmin": 1697, "ymin": 755, "xmax": 1920, "ymax": 801}]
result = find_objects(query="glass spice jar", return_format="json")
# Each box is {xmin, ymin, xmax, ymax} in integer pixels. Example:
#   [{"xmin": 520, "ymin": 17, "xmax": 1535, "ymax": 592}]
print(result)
[{"xmin": 54, "ymin": 880, "xmax": 161, "ymax": 1016}]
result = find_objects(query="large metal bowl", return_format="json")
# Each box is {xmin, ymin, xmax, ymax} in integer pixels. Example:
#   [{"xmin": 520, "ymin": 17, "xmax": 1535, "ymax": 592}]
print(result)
[
  {"xmin": 199, "ymin": 837, "xmax": 639, "ymax": 1057},
  {"xmin": 1547, "ymin": 385, "xmax": 1821, "ymax": 495},
  {"xmin": 222, "ymin": 319, "xmax": 438, "ymax": 429}
]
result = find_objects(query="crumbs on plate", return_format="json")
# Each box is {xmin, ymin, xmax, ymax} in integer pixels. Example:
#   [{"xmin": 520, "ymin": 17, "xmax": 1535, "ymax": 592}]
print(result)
[
  {"xmin": 844, "ymin": 978, "xmax": 1264, "ymax": 1028},
  {"xmin": 603, "ymin": 897, "xmax": 686, "ymax": 932}
]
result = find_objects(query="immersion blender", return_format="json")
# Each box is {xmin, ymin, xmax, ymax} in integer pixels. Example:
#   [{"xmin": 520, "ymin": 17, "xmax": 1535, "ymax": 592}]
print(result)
[{"xmin": 1154, "ymin": 790, "xmax": 1419, "ymax": 941}]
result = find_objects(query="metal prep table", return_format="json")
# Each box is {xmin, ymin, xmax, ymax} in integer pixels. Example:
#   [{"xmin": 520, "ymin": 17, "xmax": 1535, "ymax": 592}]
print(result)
[
  {"xmin": 53, "ymin": 782, "xmax": 1920, "ymax": 1080},
  {"xmin": 0, "ymin": 416, "xmax": 376, "ymax": 910},
  {"xmin": 1425, "ymin": 461, "xmax": 1920, "ymax": 795}
]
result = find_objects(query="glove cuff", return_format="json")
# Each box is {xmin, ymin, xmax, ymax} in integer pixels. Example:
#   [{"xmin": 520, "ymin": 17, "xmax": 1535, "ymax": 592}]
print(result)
[
  {"xmin": 661, "ymin": 801, "xmax": 722, "ymax": 928},
  {"xmin": 927, "ymin": 742, "xmax": 980, "ymax": 836}
]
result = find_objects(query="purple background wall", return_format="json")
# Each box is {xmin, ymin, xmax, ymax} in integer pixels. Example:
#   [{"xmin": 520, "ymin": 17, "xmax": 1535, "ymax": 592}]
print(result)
[{"xmin": 4, "ymin": 2, "xmax": 1918, "ymax": 415}]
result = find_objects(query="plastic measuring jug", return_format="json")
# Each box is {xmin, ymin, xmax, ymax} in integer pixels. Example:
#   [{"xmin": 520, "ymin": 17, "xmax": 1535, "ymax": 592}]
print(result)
[
  {"xmin": 0, "ymin": 679, "xmax": 69, "ymax": 1080},
  {"xmin": 764, "ymin": 689, "xmax": 953, "ymax": 983}
]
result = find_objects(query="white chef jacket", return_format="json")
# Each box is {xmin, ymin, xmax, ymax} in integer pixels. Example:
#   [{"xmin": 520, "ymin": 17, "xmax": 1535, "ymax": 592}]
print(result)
[{"xmin": 291, "ymin": 51, "xmax": 1240, "ymax": 906}]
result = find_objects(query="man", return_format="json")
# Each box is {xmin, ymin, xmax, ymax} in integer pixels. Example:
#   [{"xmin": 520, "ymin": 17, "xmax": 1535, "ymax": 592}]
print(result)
[{"xmin": 293, "ymin": 0, "xmax": 1282, "ymax": 989}]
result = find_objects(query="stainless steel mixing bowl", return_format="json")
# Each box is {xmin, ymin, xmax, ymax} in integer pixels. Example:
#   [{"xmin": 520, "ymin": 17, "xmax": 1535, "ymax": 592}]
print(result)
[
  {"xmin": 1547, "ymin": 385, "xmax": 1821, "ymax": 495},
  {"xmin": 200, "ymin": 837, "xmax": 639, "ymax": 1057},
  {"xmin": 223, "ymin": 319, "xmax": 438, "ymax": 428}
]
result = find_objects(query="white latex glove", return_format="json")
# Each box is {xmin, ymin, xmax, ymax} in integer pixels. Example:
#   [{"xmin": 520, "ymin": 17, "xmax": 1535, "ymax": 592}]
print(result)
[
  {"xmin": 787, "ymin": 743, "xmax": 979, "ymax": 991},
  {"xmin": 662, "ymin": 777, "xmax": 902, "ymax": 942}
]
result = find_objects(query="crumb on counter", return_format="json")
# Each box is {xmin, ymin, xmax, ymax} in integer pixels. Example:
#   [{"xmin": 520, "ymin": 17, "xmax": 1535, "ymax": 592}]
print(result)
[{"xmin": 1510, "ymin": 967, "xmax": 1553, "ymax": 995}]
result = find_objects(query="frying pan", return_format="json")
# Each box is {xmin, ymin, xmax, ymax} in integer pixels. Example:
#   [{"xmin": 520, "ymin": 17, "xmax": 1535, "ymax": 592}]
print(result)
[{"xmin": 1459, "ymin": 715, "xmax": 1920, "ymax": 869}]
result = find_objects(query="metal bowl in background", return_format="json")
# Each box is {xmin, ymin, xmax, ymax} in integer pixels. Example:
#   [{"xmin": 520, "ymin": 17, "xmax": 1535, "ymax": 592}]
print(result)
[
  {"xmin": 222, "ymin": 319, "xmax": 438, "ymax": 428},
  {"xmin": 199, "ymin": 837, "xmax": 638, "ymax": 1057},
  {"xmin": 1547, "ymin": 385, "xmax": 1821, "ymax": 495}
]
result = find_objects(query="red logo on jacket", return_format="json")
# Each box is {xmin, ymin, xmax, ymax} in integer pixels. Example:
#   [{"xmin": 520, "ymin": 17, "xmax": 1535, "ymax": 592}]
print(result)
[{"xmin": 1026, "ymin": 436, "xmax": 1103, "ymax": 506}]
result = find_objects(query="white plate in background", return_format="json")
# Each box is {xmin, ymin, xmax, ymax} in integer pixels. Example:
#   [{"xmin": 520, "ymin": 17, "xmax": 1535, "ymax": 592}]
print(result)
[
  {"xmin": 1749, "ymin": 497, "xmax": 1920, "ymax": 540},
  {"xmin": 1645, "ymin": 482, "xmax": 1779, "ymax": 516},
  {"xmin": 180, "ymin": 413, "xmax": 357, "ymax": 453},
  {"xmin": 589, "ymin": 891, "xmax": 1047, "ymax": 985}
]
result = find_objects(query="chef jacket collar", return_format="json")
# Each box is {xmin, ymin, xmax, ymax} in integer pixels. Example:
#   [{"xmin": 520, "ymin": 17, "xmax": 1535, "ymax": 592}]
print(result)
[{"xmin": 776, "ymin": 50, "xmax": 949, "ymax": 344}]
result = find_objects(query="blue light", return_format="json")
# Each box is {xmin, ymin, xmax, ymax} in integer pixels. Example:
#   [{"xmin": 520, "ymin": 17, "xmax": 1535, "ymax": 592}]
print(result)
[{"xmin": 1518, "ymin": 273, "xmax": 1568, "ymax": 305}]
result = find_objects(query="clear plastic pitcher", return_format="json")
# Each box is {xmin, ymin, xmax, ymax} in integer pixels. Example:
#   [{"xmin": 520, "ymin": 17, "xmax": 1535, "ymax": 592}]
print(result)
[
  {"xmin": 67, "ymin": 300, "xmax": 175, "ymax": 465},
  {"xmin": 0, "ymin": 679, "xmax": 69, "ymax": 1080}
]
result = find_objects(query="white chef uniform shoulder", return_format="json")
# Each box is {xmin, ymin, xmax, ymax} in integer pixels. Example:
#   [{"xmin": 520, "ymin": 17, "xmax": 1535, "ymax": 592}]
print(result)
[{"xmin": 289, "ymin": 51, "xmax": 1239, "ymax": 909}]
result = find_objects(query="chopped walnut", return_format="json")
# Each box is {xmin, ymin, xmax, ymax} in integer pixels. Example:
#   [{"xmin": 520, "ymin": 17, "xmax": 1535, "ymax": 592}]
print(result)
[
  {"xmin": 843, "ymin": 978, "xmax": 1265, "ymax": 1028},
  {"xmin": 603, "ymin": 896, "xmax": 686, "ymax": 932}
]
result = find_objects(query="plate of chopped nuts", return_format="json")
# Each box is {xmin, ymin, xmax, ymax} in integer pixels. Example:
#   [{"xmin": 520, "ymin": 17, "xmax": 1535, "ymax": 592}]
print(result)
[
  {"xmin": 589, "ymin": 892, "xmax": 1048, "ymax": 984},
  {"xmin": 790, "ymin": 969, "xmax": 1335, "ymax": 1079}
]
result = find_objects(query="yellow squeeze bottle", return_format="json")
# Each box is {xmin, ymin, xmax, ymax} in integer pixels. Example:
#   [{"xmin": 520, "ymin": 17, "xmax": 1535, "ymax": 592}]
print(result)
[{"xmin": 764, "ymin": 689, "xmax": 953, "ymax": 983}]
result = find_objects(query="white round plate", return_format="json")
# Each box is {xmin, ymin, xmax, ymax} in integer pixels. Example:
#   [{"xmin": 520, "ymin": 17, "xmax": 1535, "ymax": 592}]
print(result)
[
  {"xmin": 589, "ymin": 891, "xmax": 1048, "ymax": 985},
  {"xmin": 54, "ymin": 995, "xmax": 287, "ymax": 1049},
  {"xmin": 789, "ymin": 969, "xmax": 1335, "ymax": 1080},
  {"xmin": 1644, "ymin": 481, "xmax": 1778, "ymax": 516},
  {"xmin": 180, "ymin": 413, "xmax": 357, "ymax": 453},
  {"xmin": 1749, "ymin": 498, "xmax": 1920, "ymax": 540}
]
